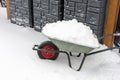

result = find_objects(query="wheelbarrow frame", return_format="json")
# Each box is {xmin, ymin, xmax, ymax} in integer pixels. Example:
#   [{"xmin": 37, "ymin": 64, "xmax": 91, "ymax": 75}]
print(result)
[{"xmin": 33, "ymin": 33, "xmax": 120, "ymax": 71}]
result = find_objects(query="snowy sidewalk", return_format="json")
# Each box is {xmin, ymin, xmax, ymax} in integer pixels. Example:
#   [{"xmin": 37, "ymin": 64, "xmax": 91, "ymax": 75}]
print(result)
[{"xmin": 0, "ymin": 7, "xmax": 120, "ymax": 80}]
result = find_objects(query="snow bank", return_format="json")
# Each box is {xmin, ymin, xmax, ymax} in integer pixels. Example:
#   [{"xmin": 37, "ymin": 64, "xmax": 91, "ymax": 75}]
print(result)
[{"xmin": 42, "ymin": 19, "xmax": 100, "ymax": 48}]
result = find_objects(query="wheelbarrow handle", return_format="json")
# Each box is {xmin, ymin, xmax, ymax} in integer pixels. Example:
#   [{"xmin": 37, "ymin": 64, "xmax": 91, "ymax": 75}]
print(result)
[
  {"xmin": 113, "ymin": 33, "xmax": 120, "ymax": 36},
  {"xmin": 98, "ymin": 33, "xmax": 120, "ymax": 40},
  {"xmin": 32, "ymin": 45, "xmax": 39, "ymax": 51}
]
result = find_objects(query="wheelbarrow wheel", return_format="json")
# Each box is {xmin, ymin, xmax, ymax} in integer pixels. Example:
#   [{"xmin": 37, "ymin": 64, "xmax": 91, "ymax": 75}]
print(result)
[{"xmin": 37, "ymin": 41, "xmax": 59, "ymax": 60}]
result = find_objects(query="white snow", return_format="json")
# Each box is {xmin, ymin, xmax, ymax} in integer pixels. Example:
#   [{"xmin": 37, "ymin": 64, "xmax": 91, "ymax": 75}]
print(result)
[
  {"xmin": 42, "ymin": 19, "xmax": 100, "ymax": 48},
  {"xmin": 0, "ymin": 6, "xmax": 120, "ymax": 80}
]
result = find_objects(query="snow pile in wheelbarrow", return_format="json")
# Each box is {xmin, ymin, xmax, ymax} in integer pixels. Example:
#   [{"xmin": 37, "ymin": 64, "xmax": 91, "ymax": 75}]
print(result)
[{"xmin": 42, "ymin": 19, "xmax": 100, "ymax": 48}]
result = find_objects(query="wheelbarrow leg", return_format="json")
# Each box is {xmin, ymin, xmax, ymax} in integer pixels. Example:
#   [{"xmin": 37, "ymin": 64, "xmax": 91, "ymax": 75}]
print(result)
[
  {"xmin": 61, "ymin": 51, "xmax": 87, "ymax": 71},
  {"xmin": 77, "ymin": 53, "xmax": 87, "ymax": 71},
  {"xmin": 62, "ymin": 51, "xmax": 72, "ymax": 68}
]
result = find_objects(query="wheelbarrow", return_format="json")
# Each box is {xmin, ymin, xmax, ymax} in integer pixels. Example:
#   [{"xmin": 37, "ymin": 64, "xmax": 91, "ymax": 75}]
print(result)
[{"xmin": 33, "ymin": 33, "xmax": 120, "ymax": 71}]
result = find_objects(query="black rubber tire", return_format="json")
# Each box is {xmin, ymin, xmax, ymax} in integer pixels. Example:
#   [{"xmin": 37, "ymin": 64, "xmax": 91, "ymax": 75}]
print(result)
[{"xmin": 37, "ymin": 41, "xmax": 59, "ymax": 60}]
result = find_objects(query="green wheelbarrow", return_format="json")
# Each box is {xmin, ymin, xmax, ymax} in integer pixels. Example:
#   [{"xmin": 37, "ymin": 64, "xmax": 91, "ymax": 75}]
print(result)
[{"xmin": 33, "ymin": 33, "xmax": 120, "ymax": 71}]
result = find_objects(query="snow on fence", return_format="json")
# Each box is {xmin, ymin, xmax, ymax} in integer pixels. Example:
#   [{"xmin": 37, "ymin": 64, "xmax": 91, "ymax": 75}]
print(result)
[
  {"xmin": 33, "ymin": 0, "xmax": 63, "ymax": 31},
  {"xmin": 64, "ymin": 0, "xmax": 108, "ymax": 37},
  {"xmin": 9, "ymin": 0, "xmax": 33, "ymax": 27}
]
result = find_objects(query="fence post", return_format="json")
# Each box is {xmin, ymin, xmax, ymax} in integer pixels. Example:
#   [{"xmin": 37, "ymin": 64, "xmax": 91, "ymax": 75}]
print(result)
[
  {"xmin": 103, "ymin": 0, "xmax": 120, "ymax": 47},
  {"xmin": 6, "ymin": 0, "xmax": 10, "ymax": 20}
]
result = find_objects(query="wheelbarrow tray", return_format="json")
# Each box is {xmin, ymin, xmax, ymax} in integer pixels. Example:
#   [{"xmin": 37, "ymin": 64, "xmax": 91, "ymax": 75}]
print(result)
[{"xmin": 46, "ymin": 36, "xmax": 95, "ymax": 53}]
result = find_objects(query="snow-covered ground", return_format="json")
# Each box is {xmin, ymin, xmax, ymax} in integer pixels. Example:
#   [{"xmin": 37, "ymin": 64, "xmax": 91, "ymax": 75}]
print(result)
[{"xmin": 0, "ymin": 7, "xmax": 120, "ymax": 80}]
